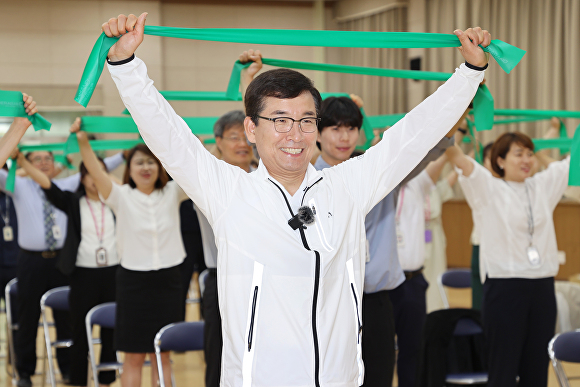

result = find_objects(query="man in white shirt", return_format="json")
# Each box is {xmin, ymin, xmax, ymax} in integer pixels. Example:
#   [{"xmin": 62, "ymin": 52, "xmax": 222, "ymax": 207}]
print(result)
[{"xmin": 101, "ymin": 13, "xmax": 490, "ymax": 387}]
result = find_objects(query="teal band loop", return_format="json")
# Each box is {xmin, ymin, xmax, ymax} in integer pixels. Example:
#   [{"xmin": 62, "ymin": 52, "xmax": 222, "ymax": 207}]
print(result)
[{"xmin": 0, "ymin": 90, "xmax": 52, "ymax": 131}]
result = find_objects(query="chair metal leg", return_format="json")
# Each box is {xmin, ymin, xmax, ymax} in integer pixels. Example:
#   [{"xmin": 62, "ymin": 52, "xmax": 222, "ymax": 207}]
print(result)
[
  {"xmin": 41, "ymin": 309, "xmax": 57, "ymax": 387},
  {"xmin": 552, "ymin": 359, "xmax": 572, "ymax": 387},
  {"xmin": 155, "ymin": 349, "xmax": 166, "ymax": 387}
]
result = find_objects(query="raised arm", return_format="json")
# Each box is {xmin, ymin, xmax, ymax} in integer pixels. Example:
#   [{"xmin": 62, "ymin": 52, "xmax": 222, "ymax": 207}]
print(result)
[
  {"xmin": 239, "ymin": 49, "xmax": 263, "ymax": 102},
  {"xmin": 535, "ymin": 117, "xmax": 561, "ymax": 168},
  {"xmin": 70, "ymin": 118, "xmax": 113, "ymax": 199},
  {"xmin": 334, "ymin": 28, "xmax": 489, "ymax": 214},
  {"xmin": 445, "ymin": 134, "xmax": 475, "ymax": 177},
  {"xmin": 425, "ymin": 153, "xmax": 449, "ymax": 184},
  {"xmin": 103, "ymin": 14, "xmax": 243, "ymax": 222},
  {"xmin": 0, "ymin": 93, "xmax": 37, "ymax": 167},
  {"xmin": 446, "ymin": 170, "xmax": 458, "ymax": 187},
  {"xmin": 16, "ymin": 151, "xmax": 51, "ymax": 189}
]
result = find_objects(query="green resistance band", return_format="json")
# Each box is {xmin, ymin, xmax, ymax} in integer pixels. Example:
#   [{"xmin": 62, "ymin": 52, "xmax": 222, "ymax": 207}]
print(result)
[
  {"xmin": 121, "ymin": 57, "xmax": 493, "ymax": 131},
  {"xmin": 81, "ymin": 116, "xmax": 219, "ymax": 137},
  {"xmin": 75, "ymin": 27, "xmax": 525, "ymax": 107},
  {"xmin": 0, "ymin": 90, "xmax": 52, "ymax": 131},
  {"xmin": 227, "ymin": 59, "xmax": 493, "ymax": 131},
  {"xmin": 494, "ymin": 109, "xmax": 580, "ymax": 119},
  {"xmin": 224, "ymin": 59, "xmax": 451, "ymax": 100},
  {"xmin": 4, "ymin": 138, "xmax": 146, "ymax": 193},
  {"xmin": 570, "ymin": 125, "xmax": 580, "ymax": 186}
]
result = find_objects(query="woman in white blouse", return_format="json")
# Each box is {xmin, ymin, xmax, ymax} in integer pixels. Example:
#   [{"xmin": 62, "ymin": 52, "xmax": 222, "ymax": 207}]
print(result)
[
  {"xmin": 446, "ymin": 132, "xmax": 570, "ymax": 387},
  {"xmin": 74, "ymin": 127, "xmax": 189, "ymax": 387}
]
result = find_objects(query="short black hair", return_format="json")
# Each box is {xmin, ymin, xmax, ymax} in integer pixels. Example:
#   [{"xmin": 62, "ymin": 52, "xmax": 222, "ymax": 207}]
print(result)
[
  {"xmin": 244, "ymin": 68, "xmax": 322, "ymax": 125},
  {"xmin": 490, "ymin": 132, "xmax": 534, "ymax": 177},
  {"xmin": 319, "ymin": 97, "xmax": 363, "ymax": 131},
  {"xmin": 316, "ymin": 96, "xmax": 363, "ymax": 150}
]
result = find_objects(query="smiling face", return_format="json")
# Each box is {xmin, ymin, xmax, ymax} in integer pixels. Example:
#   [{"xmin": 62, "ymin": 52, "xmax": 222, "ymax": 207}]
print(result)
[
  {"xmin": 129, "ymin": 150, "xmax": 159, "ymax": 191},
  {"xmin": 317, "ymin": 125, "xmax": 360, "ymax": 166},
  {"xmin": 497, "ymin": 142, "xmax": 535, "ymax": 182},
  {"xmin": 245, "ymin": 92, "xmax": 318, "ymax": 180},
  {"xmin": 215, "ymin": 124, "xmax": 253, "ymax": 171}
]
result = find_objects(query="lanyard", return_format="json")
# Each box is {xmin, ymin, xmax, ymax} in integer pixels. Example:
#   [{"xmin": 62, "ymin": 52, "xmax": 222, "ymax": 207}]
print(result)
[
  {"xmin": 85, "ymin": 197, "xmax": 105, "ymax": 245},
  {"xmin": 396, "ymin": 186, "xmax": 406, "ymax": 224},
  {"xmin": 424, "ymin": 194, "xmax": 431, "ymax": 222},
  {"xmin": 505, "ymin": 180, "xmax": 534, "ymax": 245},
  {"xmin": 0, "ymin": 195, "xmax": 10, "ymax": 226}
]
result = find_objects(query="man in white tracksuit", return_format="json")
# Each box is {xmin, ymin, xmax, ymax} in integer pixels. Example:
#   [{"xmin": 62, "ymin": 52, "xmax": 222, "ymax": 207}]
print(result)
[{"xmin": 101, "ymin": 13, "xmax": 491, "ymax": 387}]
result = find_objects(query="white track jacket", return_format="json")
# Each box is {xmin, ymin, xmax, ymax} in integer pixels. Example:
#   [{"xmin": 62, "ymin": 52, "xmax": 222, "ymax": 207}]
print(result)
[{"xmin": 108, "ymin": 58, "xmax": 484, "ymax": 387}]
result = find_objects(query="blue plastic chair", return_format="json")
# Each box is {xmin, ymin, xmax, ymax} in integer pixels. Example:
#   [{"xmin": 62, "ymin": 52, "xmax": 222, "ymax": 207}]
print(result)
[
  {"xmin": 40, "ymin": 286, "xmax": 73, "ymax": 387},
  {"xmin": 85, "ymin": 302, "xmax": 123, "ymax": 387},
  {"xmin": 438, "ymin": 268, "xmax": 472, "ymax": 309},
  {"xmin": 154, "ymin": 321, "xmax": 205, "ymax": 387},
  {"xmin": 548, "ymin": 329, "xmax": 580, "ymax": 387}
]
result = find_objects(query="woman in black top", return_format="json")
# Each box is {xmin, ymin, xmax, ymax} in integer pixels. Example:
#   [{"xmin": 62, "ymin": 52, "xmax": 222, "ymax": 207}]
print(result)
[{"xmin": 17, "ymin": 132, "xmax": 119, "ymax": 387}]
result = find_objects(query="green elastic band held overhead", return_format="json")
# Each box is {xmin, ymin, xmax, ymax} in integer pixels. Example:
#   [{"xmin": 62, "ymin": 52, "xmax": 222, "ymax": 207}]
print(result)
[
  {"xmin": 0, "ymin": 90, "xmax": 52, "ymax": 131},
  {"xmin": 494, "ymin": 109, "xmax": 580, "ymax": 119},
  {"xmin": 75, "ymin": 27, "xmax": 525, "ymax": 107},
  {"xmin": 570, "ymin": 125, "xmax": 580, "ymax": 186}
]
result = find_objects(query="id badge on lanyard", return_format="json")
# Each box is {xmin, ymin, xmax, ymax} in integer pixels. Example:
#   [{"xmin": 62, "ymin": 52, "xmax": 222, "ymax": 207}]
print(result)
[
  {"xmin": 527, "ymin": 245, "xmax": 541, "ymax": 267},
  {"xmin": 1, "ymin": 196, "xmax": 13, "ymax": 241},
  {"xmin": 3, "ymin": 226, "xmax": 13, "ymax": 242}
]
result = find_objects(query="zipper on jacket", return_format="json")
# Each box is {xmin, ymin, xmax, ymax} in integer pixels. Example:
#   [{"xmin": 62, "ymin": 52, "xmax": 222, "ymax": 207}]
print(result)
[
  {"xmin": 350, "ymin": 284, "xmax": 362, "ymax": 343},
  {"xmin": 268, "ymin": 177, "xmax": 323, "ymax": 387},
  {"xmin": 247, "ymin": 286, "xmax": 259, "ymax": 351},
  {"xmin": 312, "ymin": 251, "xmax": 321, "ymax": 387}
]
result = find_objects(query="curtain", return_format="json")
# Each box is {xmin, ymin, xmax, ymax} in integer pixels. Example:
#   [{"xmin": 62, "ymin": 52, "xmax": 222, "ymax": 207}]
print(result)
[{"xmin": 424, "ymin": 0, "xmax": 580, "ymax": 143}]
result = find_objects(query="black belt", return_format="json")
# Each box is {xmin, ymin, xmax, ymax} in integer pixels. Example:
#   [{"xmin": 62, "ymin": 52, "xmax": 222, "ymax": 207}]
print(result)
[
  {"xmin": 20, "ymin": 249, "xmax": 61, "ymax": 259},
  {"xmin": 404, "ymin": 267, "xmax": 424, "ymax": 281}
]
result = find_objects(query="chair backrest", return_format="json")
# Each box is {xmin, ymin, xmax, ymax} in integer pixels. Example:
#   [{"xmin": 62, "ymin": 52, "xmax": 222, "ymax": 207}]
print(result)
[
  {"xmin": 155, "ymin": 321, "xmax": 204, "ymax": 353},
  {"xmin": 441, "ymin": 269, "xmax": 472, "ymax": 288},
  {"xmin": 87, "ymin": 302, "xmax": 116, "ymax": 329},
  {"xmin": 438, "ymin": 269, "xmax": 472, "ymax": 309},
  {"xmin": 549, "ymin": 330, "xmax": 580, "ymax": 363},
  {"xmin": 199, "ymin": 269, "xmax": 210, "ymax": 297},
  {"xmin": 41, "ymin": 286, "xmax": 70, "ymax": 311},
  {"xmin": 453, "ymin": 317, "xmax": 483, "ymax": 336}
]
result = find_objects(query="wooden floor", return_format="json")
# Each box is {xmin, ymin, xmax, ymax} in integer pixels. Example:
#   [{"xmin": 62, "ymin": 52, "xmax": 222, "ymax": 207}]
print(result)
[{"xmin": 0, "ymin": 287, "xmax": 578, "ymax": 387}]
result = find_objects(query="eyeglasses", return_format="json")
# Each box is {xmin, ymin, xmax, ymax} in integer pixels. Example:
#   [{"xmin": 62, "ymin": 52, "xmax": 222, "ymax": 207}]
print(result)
[
  {"xmin": 257, "ymin": 115, "xmax": 320, "ymax": 133},
  {"xmin": 30, "ymin": 156, "xmax": 54, "ymax": 164}
]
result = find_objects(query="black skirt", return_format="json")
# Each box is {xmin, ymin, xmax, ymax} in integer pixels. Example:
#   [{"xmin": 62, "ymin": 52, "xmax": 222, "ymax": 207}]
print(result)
[{"xmin": 115, "ymin": 265, "xmax": 183, "ymax": 353}]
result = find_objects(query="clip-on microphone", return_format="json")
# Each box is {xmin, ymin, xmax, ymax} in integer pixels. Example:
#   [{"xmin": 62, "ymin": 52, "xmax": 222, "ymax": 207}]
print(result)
[{"xmin": 288, "ymin": 206, "xmax": 316, "ymax": 230}]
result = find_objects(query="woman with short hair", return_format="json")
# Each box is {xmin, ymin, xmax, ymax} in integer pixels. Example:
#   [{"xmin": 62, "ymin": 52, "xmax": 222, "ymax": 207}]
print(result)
[{"xmin": 446, "ymin": 131, "xmax": 570, "ymax": 387}]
